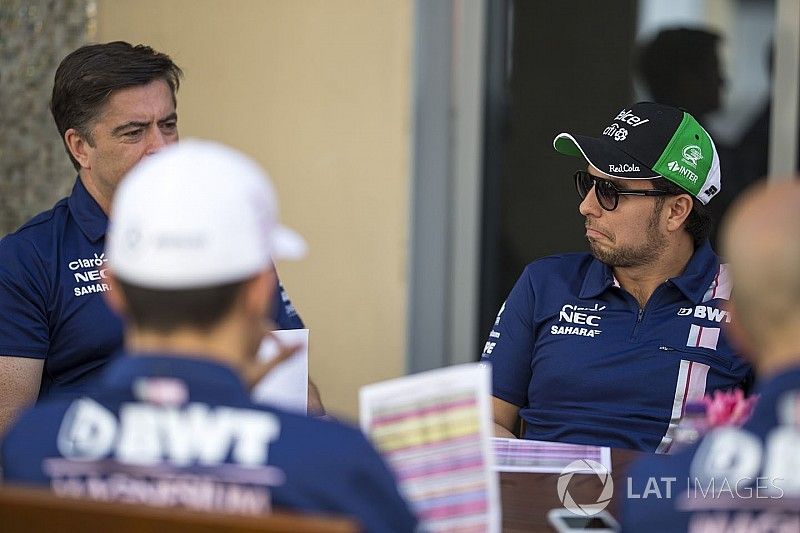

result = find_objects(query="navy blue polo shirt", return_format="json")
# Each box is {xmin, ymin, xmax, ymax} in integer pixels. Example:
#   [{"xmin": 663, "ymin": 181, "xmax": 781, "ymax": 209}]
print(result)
[
  {"xmin": 621, "ymin": 366, "xmax": 800, "ymax": 532},
  {"xmin": 480, "ymin": 240, "xmax": 752, "ymax": 452},
  {"xmin": 0, "ymin": 178, "xmax": 304, "ymax": 400},
  {"xmin": 1, "ymin": 353, "xmax": 417, "ymax": 532}
]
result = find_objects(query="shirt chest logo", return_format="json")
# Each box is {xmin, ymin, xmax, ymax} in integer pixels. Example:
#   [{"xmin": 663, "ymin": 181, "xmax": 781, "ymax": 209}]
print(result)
[
  {"xmin": 67, "ymin": 253, "xmax": 112, "ymax": 297},
  {"xmin": 677, "ymin": 305, "xmax": 731, "ymax": 323},
  {"xmin": 550, "ymin": 303, "xmax": 604, "ymax": 338}
]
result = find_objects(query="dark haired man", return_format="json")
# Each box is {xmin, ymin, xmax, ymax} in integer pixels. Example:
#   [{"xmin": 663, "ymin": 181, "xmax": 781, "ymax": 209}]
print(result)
[
  {"xmin": 1, "ymin": 140, "xmax": 417, "ymax": 532},
  {"xmin": 0, "ymin": 42, "xmax": 309, "ymax": 437},
  {"xmin": 481, "ymin": 102, "xmax": 752, "ymax": 452}
]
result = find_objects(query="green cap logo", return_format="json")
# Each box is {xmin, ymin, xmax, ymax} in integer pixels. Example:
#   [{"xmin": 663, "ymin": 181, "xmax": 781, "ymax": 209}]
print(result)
[{"xmin": 652, "ymin": 113, "xmax": 720, "ymax": 205}]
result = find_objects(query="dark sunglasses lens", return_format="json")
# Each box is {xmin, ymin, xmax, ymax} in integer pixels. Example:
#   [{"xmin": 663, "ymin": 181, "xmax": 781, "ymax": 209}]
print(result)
[
  {"xmin": 595, "ymin": 179, "xmax": 618, "ymax": 210},
  {"xmin": 575, "ymin": 172, "xmax": 592, "ymax": 199}
]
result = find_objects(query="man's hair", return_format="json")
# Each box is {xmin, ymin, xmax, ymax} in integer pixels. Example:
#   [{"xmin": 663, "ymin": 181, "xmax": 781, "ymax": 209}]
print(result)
[
  {"xmin": 50, "ymin": 41, "xmax": 183, "ymax": 170},
  {"xmin": 652, "ymin": 177, "xmax": 713, "ymax": 247},
  {"xmin": 116, "ymin": 279, "xmax": 246, "ymax": 334},
  {"xmin": 638, "ymin": 28, "xmax": 721, "ymax": 107}
]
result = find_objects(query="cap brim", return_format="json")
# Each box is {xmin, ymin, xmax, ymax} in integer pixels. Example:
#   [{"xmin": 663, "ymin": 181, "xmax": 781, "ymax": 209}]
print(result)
[
  {"xmin": 553, "ymin": 133, "xmax": 659, "ymax": 179},
  {"xmin": 271, "ymin": 225, "xmax": 308, "ymax": 261}
]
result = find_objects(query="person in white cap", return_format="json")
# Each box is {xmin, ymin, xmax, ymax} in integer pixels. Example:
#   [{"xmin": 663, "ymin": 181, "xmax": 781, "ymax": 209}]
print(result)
[
  {"xmin": 0, "ymin": 140, "xmax": 417, "ymax": 532},
  {"xmin": 480, "ymin": 102, "xmax": 752, "ymax": 452}
]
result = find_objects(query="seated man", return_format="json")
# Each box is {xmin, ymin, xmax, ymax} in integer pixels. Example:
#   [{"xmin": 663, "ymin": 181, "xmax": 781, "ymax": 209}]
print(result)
[
  {"xmin": 622, "ymin": 180, "xmax": 800, "ymax": 531},
  {"xmin": 481, "ymin": 102, "xmax": 752, "ymax": 452},
  {"xmin": 1, "ymin": 140, "xmax": 417, "ymax": 532}
]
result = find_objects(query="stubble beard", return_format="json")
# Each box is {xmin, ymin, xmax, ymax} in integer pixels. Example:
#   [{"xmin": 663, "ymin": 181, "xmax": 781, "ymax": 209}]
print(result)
[{"xmin": 587, "ymin": 208, "xmax": 667, "ymax": 268}]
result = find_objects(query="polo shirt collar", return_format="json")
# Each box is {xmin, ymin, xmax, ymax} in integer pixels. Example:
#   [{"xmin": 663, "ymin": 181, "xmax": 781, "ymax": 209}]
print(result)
[
  {"xmin": 579, "ymin": 239, "xmax": 720, "ymax": 303},
  {"xmin": 67, "ymin": 177, "xmax": 108, "ymax": 243},
  {"xmin": 668, "ymin": 239, "xmax": 720, "ymax": 303},
  {"xmin": 579, "ymin": 259, "xmax": 618, "ymax": 299},
  {"xmin": 101, "ymin": 352, "xmax": 251, "ymax": 406}
]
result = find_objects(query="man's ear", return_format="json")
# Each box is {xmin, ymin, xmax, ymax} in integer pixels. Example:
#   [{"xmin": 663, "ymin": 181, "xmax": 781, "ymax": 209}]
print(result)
[
  {"xmin": 102, "ymin": 271, "xmax": 128, "ymax": 319},
  {"xmin": 665, "ymin": 194, "xmax": 693, "ymax": 232},
  {"xmin": 243, "ymin": 269, "xmax": 277, "ymax": 317},
  {"xmin": 64, "ymin": 128, "xmax": 92, "ymax": 170}
]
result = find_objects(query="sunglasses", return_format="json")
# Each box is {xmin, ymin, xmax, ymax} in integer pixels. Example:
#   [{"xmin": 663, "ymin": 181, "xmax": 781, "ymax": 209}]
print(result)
[{"xmin": 574, "ymin": 170, "xmax": 673, "ymax": 211}]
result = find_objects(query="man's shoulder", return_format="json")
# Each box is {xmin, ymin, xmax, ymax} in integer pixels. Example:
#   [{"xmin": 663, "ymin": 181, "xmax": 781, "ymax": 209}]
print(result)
[
  {"xmin": 0, "ymin": 198, "xmax": 70, "ymax": 255},
  {"xmin": 520, "ymin": 252, "xmax": 595, "ymax": 282},
  {"xmin": 524, "ymin": 252, "xmax": 593, "ymax": 271}
]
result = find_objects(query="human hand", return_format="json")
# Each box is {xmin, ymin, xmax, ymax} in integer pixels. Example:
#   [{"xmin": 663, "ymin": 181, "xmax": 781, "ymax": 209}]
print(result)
[{"xmin": 242, "ymin": 322, "xmax": 303, "ymax": 391}]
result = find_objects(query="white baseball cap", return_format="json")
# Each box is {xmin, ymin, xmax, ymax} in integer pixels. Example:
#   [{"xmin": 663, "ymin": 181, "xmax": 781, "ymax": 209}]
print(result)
[{"xmin": 107, "ymin": 139, "xmax": 307, "ymax": 289}]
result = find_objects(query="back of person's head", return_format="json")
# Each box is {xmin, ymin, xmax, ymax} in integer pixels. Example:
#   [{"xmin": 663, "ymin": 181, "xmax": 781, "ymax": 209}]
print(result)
[
  {"xmin": 638, "ymin": 27, "xmax": 723, "ymax": 119},
  {"xmin": 51, "ymin": 41, "xmax": 183, "ymax": 170},
  {"xmin": 106, "ymin": 139, "xmax": 306, "ymax": 334},
  {"xmin": 722, "ymin": 180, "xmax": 800, "ymax": 354}
]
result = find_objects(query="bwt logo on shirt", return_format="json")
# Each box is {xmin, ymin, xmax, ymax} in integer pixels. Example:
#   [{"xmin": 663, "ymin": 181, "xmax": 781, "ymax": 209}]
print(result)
[
  {"xmin": 551, "ymin": 304, "xmax": 604, "ymax": 338},
  {"xmin": 677, "ymin": 306, "xmax": 731, "ymax": 323},
  {"xmin": 57, "ymin": 398, "xmax": 280, "ymax": 467}
]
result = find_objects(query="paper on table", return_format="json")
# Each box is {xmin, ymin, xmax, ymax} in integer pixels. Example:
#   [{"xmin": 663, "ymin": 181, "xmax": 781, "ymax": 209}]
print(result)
[
  {"xmin": 251, "ymin": 329, "xmax": 308, "ymax": 415},
  {"xmin": 492, "ymin": 437, "xmax": 612, "ymax": 473},
  {"xmin": 360, "ymin": 363, "xmax": 501, "ymax": 533}
]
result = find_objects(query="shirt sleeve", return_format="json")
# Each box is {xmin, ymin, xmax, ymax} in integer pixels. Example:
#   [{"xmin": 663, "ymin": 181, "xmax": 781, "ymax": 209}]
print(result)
[
  {"xmin": 0, "ymin": 237, "xmax": 50, "ymax": 358},
  {"xmin": 270, "ymin": 275, "xmax": 305, "ymax": 330},
  {"xmin": 480, "ymin": 266, "xmax": 535, "ymax": 407}
]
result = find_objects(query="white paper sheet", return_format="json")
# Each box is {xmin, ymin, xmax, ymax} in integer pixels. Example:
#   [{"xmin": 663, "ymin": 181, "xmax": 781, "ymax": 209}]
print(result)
[
  {"xmin": 359, "ymin": 363, "xmax": 501, "ymax": 533},
  {"xmin": 251, "ymin": 329, "xmax": 308, "ymax": 415},
  {"xmin": 492, "ymin": 437, "xmax": 612, "ymax": 473}
]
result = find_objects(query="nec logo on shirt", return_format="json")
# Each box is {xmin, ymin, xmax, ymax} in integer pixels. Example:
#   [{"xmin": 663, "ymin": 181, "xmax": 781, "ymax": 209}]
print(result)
[
  {"xmin": 551, "ymin": 303, "xmax": 604, "ymax": 338},
  {"xmin": 677, "ymin": 306, "xmax": 731, "ymax": 323}
]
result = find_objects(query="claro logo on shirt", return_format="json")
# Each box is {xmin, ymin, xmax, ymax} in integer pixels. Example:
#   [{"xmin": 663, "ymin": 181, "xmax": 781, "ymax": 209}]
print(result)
[
  {"xmin": 57, "ymin": 397, "xmax": 280, "ymax": 466},
  {"xmin": 551, "ymin": 303, "xmax": 604, "ymax": 338},
  {"xmin": 68, "ymin": 253, "xmax": 112, "ymax": 297}
]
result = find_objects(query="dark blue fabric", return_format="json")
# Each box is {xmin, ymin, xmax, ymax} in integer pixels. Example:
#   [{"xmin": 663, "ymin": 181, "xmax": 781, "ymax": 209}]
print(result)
[
  {"xmin": 621, "ymin": 366, "xmax": 800, "ymax": 532},
  {"xmin": 0, "ymin": 178, "xmax": 304, "ymax": 400},
  {"xmin": 480, "ymin": 241, "xmax": 753, "ymax": 451},
  {"xmin": 1, "ymin": 354, "xmax": 417, "ymax": 532}
]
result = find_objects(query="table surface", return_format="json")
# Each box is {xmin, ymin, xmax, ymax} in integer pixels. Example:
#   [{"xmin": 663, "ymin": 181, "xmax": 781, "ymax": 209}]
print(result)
[{"xmin": 499, "ymin": 448, "xmax": 641, "ymax": 532}]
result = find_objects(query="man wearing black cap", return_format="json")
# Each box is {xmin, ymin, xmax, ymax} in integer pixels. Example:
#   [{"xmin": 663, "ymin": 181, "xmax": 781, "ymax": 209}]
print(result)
[{"xmin": 479, "ymin": 102, "xmax": 752, "ymax": 453}]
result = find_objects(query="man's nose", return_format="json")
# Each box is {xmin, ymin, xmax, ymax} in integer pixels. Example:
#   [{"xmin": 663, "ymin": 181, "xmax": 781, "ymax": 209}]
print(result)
[
  {"xmin": 579, "ymin": 184, "xmax": 602, "ymax": 217},
  {"xmin": 144, "ymin": 128, "xmax": 168, "ymax": 155}
]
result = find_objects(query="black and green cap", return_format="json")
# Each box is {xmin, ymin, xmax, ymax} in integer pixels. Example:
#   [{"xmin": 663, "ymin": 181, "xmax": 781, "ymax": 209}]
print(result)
[{"xmin": 553, "ymin": 102, "xmax": 721, "ymax": 204}]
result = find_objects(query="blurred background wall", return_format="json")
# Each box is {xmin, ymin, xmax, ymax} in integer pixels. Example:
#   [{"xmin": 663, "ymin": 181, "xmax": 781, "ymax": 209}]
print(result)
[{"xmin": 0, "ymin": 0, "xmax": 87, "ymax": 234}]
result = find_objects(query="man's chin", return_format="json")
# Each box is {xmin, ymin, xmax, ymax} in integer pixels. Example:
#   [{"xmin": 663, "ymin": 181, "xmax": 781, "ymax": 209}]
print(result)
[
  {"xmin": 587, "ymin": 240, "xmax": 607, "ymax": 259},
  {"xmin": 588, "ymin": 242, "xmax": 624, "ymax": 267}
]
